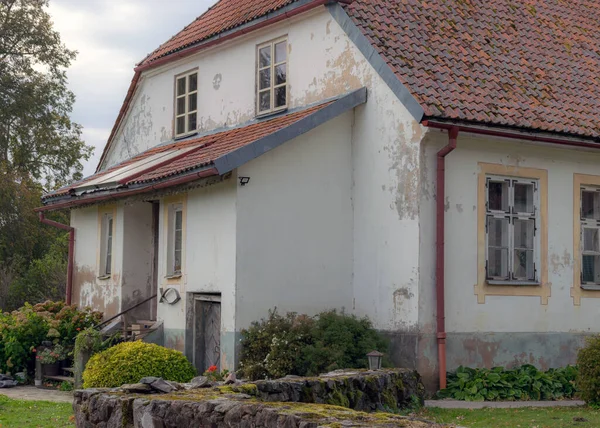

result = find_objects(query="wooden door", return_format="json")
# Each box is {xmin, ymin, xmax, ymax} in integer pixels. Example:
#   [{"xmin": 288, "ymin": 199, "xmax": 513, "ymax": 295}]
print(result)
[{"xmin": 193, "ymin": 295, "xmax": 221, "ymax": 372}]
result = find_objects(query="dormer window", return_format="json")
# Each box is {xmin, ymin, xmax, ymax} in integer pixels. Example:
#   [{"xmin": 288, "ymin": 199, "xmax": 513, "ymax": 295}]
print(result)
[
  {"xmin": 175, "ymin": 70, "xmax": 198, "ymax": 137},
  {"xmin": 256, "ymin": 37, "xmax": 287, "ymax": 116}
]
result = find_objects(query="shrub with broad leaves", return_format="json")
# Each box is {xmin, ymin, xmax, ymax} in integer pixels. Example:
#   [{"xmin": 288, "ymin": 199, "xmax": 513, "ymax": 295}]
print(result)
[{"xmin": 577, "ymin": 336, "xmax": 600, "ymax": 405}]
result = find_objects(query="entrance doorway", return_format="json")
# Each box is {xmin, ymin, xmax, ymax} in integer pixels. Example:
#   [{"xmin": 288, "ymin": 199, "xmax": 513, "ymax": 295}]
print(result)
[{"xmin": 188, "ymin": 294, "xmax": 221, "ymax": 373}]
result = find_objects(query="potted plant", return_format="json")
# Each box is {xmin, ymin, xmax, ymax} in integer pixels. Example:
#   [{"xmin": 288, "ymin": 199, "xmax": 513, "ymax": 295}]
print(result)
[{"xmin": 36, "ymin": 344, "xmax": 67, "ymax": 376}]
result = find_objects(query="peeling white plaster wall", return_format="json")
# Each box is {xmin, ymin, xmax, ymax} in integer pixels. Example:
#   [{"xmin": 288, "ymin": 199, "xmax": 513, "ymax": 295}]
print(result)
[{"xmin": 420, "ymin": 132, "xmax": 600, "ymax": 334}]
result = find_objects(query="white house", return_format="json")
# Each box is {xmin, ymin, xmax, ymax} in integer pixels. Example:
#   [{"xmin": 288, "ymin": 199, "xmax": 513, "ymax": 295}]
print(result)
[{"xmin": 40, "ymin": 0, "xmax": 600, "ymax": 390}]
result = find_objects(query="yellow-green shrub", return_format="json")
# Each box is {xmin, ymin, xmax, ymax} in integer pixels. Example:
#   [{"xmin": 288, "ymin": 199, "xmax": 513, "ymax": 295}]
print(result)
[
  {"xmin": 82, "ymin": 341, "xmax": 196, "ymax": 388},
  {"xmin": 577, "ymin": 336, "xmax": 600, "ymax": 405}
]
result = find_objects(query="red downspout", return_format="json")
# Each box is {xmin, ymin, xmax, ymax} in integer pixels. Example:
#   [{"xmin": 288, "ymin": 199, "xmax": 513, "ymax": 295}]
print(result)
[
  {"xmin": 39, "ymin": 212, "xmax": 74, "ymax": 305},
  {"xmin": 435, "ymin": 126, "xmax": 459, "ymax": 390}
]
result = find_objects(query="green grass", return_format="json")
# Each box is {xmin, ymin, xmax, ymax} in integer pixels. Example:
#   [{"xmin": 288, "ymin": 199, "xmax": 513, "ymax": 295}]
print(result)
[
  {"xmin": 419, "ymin": 406, "xmax": 600, "ymax": 427},
  {"xmin": 0, "ymin": 395, "xmax": 74, "ymax": 428}
]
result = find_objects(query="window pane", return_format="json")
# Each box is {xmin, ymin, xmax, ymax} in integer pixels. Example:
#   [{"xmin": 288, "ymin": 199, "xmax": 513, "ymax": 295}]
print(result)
[
  {"xmin": 584, "ymin": 227, "xmax": 600, "ymax": 252},
  {"xmin": 259, "ymin": 68, "xmax": 271, "ymax": 90},
  {"xmin": 275, "ymin": 86, "xmax": 286, "ymax": 108},
  {"xmin": 176, "ymin": 116, "xmax": 185, "ymax": 135},
  {"xmin": 514, "ymin": 182, "xmax": 534, "ymax": 213},
  {"xmin": 488, "ymin": 248, "xmax": 509, "ymax": 278},
  {"xmin": 174, "ymin": 250, "xmax": 182, "ymax": 273},
  {"xmin": 188, "ymin": 113, "xmax": 196, "ymax": 132},
  {"xmin": 175, "ymin": 210, "xmax": 182, "ymax": 231},
  {"xmin": 188, "ymin": 93, "xmax": 197, "ymax": 112},
  {"xmin": 488, "ymin": 180, "xmax": 508, "ymax": 211},
  {"xmin": 188, "ymin": 73, "xmax": 197, "ymax": 92},
  {"xmin": 275, "ymin": 64, "xmax": 286, "ymax": 85},
  {"xmin": 106, "ymin": 253, "xmax": 112, "ymax": 275},
  {"xmin": 259, "ymin": 90, "xmax": 270, "ymax": 112},
  {"xmin": 275, "ymin": 41, "xmax": 286, "ymax": 63},
  {"xmin": 514, "ymin": 249, "xmax": 534, "ymax": 280},
  {"xmin": 487, "ymin": 217, "xmax": 509, "ymax": 247},
  {"xmin": 514, "ymin": 219, "xmax": 534, "ymax": 250},
  {"xmin": 259, "ymin": 46, "xmax": 271, "ymax": 67},
  {"xmin": 582, "ymin": 190, "xmax": 600, "ymax": 220},
  {"xmin": 177, "ymin": 97, "xmax": 185, "ymax": 115},
  {"xmin": 582, "ymin": 254, "xmax": 600, "ymax": 283},
  {"xmin": 177, "ymin": 77, "xmax": 186, "ymax": 96}
]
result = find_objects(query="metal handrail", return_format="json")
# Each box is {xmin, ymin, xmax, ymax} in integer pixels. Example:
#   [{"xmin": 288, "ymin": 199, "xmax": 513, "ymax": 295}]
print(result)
[{"xmin": 95, "ymin": 293, "xmax": 157, "ymax": 330}]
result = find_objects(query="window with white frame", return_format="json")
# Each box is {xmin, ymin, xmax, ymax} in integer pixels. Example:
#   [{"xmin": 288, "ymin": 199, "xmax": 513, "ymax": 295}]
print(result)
[
  {"xmin": 256, "ymin": 37, "xmax": 287, "ymax": 115},
  {"xmin": 485, "ymin": 176, "xmax": 539, "ymax": 282},
  {"xmin": 174, "ymin": 71, "xmax": 198, "ymax": 137},
  {"xmin": 580, "ymin": 187, "xmax": 600, "ymax": 285},
  {"xmin": 99, "ymin": 213, "xmax": 113, "ymax": 277},
  {"xmin": 167, "ymin": 203, "xmax": 183, "ymax": 277}
]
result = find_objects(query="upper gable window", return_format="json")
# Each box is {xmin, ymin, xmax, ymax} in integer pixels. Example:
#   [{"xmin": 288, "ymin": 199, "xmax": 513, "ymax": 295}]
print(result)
[
  {"xmin": 174, "ymin": 70, "xmax": 198, "ymax": 137},
  {"xmin": 256, "ymin": 38, "xmax": 287, "ymax": 116}
]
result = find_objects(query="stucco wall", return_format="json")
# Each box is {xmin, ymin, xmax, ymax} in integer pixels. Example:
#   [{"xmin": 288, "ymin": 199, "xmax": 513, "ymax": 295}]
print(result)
[
  {"xmin": 71, "ymin": 204, "xmax": 124, "ymax": 318},
  {"xmin": 235, "ymin": 111, "xmax": 354, "ymax": 332},
  {"xmin": 418, "ymin": 131, "xmax": 600, "ymax": 386},
  {"xmin": 102, "ymin": 8, "xmax": 373, "ymax": 169},
  {"xmin": 156, "ymin": 178, "xmax": 237, "ymax": 368}
]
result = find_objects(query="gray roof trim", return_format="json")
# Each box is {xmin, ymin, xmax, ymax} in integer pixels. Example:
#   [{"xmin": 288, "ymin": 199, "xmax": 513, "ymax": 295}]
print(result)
[
  {"xmin": 213, "ymin": 87, "xmax": 367, "ymax": 174},
  {"xmin": 326, "ymin": 3, "xmax": 424, "ymax": 122}
]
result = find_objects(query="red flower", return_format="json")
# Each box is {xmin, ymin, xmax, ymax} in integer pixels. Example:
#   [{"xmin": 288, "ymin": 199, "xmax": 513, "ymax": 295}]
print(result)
[
  {"xmin": 76, "ymin": 328, "xmax": 81, "ymax": 331},
  {"xmin": 207, "ymin": 365, "xmax": 218, "ymax": 373},
  {"xmin": 32, "ymin": 348, "xmax": 37, "ymax": 353}
]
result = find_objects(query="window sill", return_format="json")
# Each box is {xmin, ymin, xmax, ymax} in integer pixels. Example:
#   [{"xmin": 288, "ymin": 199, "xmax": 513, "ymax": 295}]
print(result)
[
  {"xmin": 97, "ymin": 275, "xmax": 111, "ymax": 280},
  {"xmin": 165, "ymin": 274, "xmax": 182, "ymax": 280},
  {"xmin": 487, "ymin": 280, "xmax": 540, "ymax": 286},
  {"xmin": 256, "ymin": 107, "xmax": 288, "ymax": 120},
  {"xmin": 174, "ymin": 131, "xmax": 198, "ymax": 140},
  {"xmin": 581, "ymin": 284, "xmax": 600, "ymax": 291}
]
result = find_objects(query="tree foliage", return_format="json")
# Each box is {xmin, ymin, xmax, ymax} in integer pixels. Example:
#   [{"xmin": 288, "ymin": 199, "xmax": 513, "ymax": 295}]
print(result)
[{"xmin": 0, "ymin": 0, "xmax": 91, "ymax": 309}]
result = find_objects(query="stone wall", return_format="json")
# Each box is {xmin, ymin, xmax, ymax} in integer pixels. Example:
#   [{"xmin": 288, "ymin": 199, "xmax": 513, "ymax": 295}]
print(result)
[{"xmin": 73, "ymin": 369, "xmax": 429, "ymax": 428}]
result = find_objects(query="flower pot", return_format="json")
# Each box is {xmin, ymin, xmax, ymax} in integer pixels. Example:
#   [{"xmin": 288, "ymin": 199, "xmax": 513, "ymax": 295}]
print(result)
[{"xmin": 43, "ymin": 362, "xmax": 60, "ymax": 376}]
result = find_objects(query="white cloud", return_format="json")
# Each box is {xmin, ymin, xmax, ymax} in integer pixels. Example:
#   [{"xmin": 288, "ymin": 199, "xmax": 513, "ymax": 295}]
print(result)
[{"xmin": 47, "ymin": 0, "xmax": 215, "ymax": 175}]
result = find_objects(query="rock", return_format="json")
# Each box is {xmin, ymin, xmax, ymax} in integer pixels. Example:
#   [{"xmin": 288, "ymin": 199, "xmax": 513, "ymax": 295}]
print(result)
[
  {"xmin": 121, "ymin": 383, "xmax": 152, "ymax": 393},
  {"xmin": 190, "ymin": 375, "xmax": 210, "ymax": 388},
  {"xmin": 139, "ymin": 376, "xmax": 160, "ymax": 385},
  {"xmin": 149, "ymin": 378, "xmax": 175, "ymax": 393},
  {"xmin": 0, "ymin": 374, "xmax": 13, "ymax": 381},
  {"xmin": 166, "ymin": 380, "xmax": 183, "ymax": 390},
  {"xmin": 224, "ymin": 372, "xmax": 237, "ymax": 385},
  {"xmin": 0, "ymin": 380, "xmax": 18, "ymax": 388},
  {"xmin": 284, "ymin": 375, "xmax": 302, "ymax": 379}
]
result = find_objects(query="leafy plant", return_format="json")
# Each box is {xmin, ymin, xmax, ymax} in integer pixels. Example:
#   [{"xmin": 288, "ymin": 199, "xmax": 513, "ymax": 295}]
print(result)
[
  {"xmin": 238, "ymin": 309, "xmax": 389, "ymax": 380},
  {"xmin": 438, "ymin": 365, "xmax": 578, "ymax": 401},
  {"xmin": 203, "ymin": 365, "xmax": 229, "ymax": 382},
  {"xmin": 577, "ymin": 336, "xmax": 600, "ymax": 405},
  {"xmin": 59, "ymin": 381, "xmax": 74, "ymax": 392},
  {"xmin": 82, "ymin": 341, "xmax": 197, "ymax": 388}
]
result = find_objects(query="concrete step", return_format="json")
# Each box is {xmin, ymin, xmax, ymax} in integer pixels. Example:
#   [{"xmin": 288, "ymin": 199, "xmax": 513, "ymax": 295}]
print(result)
[{"xmin": 43, "ymin": 375, "xmax": 74, "ymax": 384}]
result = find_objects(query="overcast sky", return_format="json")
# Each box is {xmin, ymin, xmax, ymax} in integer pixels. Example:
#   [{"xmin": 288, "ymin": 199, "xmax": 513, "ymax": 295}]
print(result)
[{"xmin": 48, "ymin": 0, "xmax": 215, "ymax": 177}]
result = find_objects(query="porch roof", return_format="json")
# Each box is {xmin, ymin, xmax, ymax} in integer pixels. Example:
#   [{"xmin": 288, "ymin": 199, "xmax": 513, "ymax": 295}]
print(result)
[{"xmin": 39, "ymin": 88, "xmax": 367, "ymax": 211}]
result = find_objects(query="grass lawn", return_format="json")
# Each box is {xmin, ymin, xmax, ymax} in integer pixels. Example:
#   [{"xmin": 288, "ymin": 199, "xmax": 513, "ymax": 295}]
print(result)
[
  {"xmin": 419, "ymin": 406, "xmax": 600, "ymax": 428},
  {"xmin": 0, "ymin": 395, "xmax": 74, "ymax": 428}
]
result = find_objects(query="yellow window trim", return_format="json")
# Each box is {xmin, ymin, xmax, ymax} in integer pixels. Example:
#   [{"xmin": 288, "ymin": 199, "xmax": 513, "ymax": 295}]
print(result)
[
  {"xmin": 96, "ymin": 204, "xmax": 117, "ymax": 281},
  {"xmin": 571, "ymin": 173, "xmax": 600, "ymax": 305},
  {"xmin": 475, "ymin": 163, "xmax": 550, "ymax": 304},
  {"xmin": 163, "ymin": 194, "xmax": 187, "ymax": 286}
]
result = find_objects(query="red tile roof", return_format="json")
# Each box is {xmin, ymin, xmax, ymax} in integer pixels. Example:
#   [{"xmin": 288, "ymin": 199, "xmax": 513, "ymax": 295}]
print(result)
[
  {"xmin": 344, "ymin": 0, "xmax": 600, "ymax": 138},
  {"xmin": 43, "ymin": 101, "xmax": 332, "ymax": 202},
  {"xmin": 139, "ymin": 0, "xmax": 301, "ymax": 66}
]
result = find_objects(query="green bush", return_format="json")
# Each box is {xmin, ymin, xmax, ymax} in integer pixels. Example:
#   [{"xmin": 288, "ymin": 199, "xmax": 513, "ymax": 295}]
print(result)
[
  {"xmin": 0, "ymin": 301, "xmax": 102, "ymax": 373},
  {"xmin": 238, "ymin": 309, "xmax": 389, "ymax": 380},
  {"xmin": 83, "ymin": 341, "xmax": 196, "ymax": 388},
  {"xmin": 577, "ymin": 336, "xmax": 600, "ymax": 405},
  {"xmin": 438, "ymin": 365, "xmax": 578, "ymax": 401}
]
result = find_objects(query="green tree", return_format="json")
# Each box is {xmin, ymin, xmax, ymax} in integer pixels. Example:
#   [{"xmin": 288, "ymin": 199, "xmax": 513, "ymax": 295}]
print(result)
[{"xmin": 0, "ymin": 0, "xmax": 91, "ymax": 310}]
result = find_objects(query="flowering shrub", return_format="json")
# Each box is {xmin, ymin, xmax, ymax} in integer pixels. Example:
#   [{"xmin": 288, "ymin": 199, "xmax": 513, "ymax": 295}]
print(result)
[
  {"xmin": 0, "ymin": 301, "xmax": 102, "ymax": 373},
  {"xmin": 238, "ymin": 309, "xmax": 389, "ymax": 380},
  {"xmin": 203, "ymin": 365, "xmax": 229, "ymax": 382},
  {"xmin": 36, "ymin": 344, "xmax": 68, "ymax": 364}
]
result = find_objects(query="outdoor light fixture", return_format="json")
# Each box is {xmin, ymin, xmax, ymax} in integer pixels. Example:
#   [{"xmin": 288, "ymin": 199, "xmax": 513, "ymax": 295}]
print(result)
[
  {"xmin": 239, "ymin": 177, "xmax": 250, "ymax": 186},
  {"xmin": 367, "ymin": 350, "xmax": 384, "ymax": 370}
]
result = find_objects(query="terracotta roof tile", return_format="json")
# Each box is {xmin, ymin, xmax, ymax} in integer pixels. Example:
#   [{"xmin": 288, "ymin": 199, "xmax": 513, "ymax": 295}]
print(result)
[
  {"xmin": 344, "ymin": 0, "xmax": 600, "ymax": 138},
  {"xmin": 140, "ymin": 0, "xmax": 301, "ymax": 66},
  {"xmin": 43, "ymin": 101, "xmax": 331, "ymax": 200}
]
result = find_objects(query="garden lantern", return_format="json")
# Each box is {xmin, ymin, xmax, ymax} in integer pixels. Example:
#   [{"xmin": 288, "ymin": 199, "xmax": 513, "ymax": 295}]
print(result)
[{"xmin": 367, "ymin": 350, "xmax": 383, "ymax": 370}]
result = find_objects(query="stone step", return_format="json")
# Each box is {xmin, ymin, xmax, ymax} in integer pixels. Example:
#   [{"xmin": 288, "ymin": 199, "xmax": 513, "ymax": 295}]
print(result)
[
  {"xmin": 62, "ymin": 367, "xmax": 75, "ymax": 374},
  {"xmin": 44, "ymin": 375, "xmax": 74, "ymax": 384}
]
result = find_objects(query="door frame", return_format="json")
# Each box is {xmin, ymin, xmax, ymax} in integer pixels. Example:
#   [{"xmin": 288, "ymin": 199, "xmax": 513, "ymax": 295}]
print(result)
[{"xmin": 184, "ymin": 292, "xmax": 221, "ymax": 372}]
